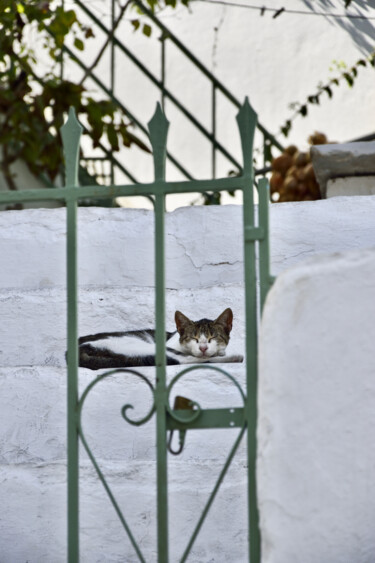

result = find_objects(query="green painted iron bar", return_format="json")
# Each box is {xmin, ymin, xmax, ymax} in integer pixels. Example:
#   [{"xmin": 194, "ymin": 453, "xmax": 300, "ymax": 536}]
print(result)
[
  {"xmin": 239, "ymin": 111, "xmax": 261, "ymax": 562},
  {"xmin": 212, "ymin": 84, "xmax": 217, "ymax": 178},
  {"xmin": 131, "ymin": 0, "xmax": 284, "ymax": 152},
  {"xmin": 61, "ymin": 108, "xmax": 82, "ymax": 563},
  {"xmin": 160, "ymin": 34, "xmax": 166, "ymax": 112},
  {"xmin": 149, "ymin": 105, "xmax": 170, "ymax": 562},
  {"xmin": 167, "ymin": 407, "xmax": 245, "ymax": 430},
  {"xmin": 257, "ymin": 178, "xmax": 274, "ymax": 310},
  {"xmin": 180, "ymin": 424, "xmax": 247, "ymax": 562},
  {"xmin": 66, "ymin": 196, "xmax": 79, "ymax": 563},
  {"xmin": 0, "ymin": 175, "xmax": 249, "ymax": 206},
  {"xmin": 68, "ymin": 2, "xmax": 243, "ymax": 173},
  {"xmin": 78, "ymin": 407, "xmax": 147, "ymax": 562},
  {"xmin": 110, "ymin": 0, "xmax": 116, "ymax": 185},
  {"xmin": 244, "ymin": 226, "xmax": 265, "ymax": 242},
  {"xmin": 154, "ymin": 193, "xmax": 169, "ymax": 562},
  {"xmin": 60, "ymin": 0, "xmax": 65, "ymax": 81}
]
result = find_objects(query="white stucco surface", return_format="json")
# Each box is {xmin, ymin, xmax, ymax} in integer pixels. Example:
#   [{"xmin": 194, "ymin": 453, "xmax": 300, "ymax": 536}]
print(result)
[
  {"xmin": 327, "ymin": 175, "xmax": 375, "ymax": 197},
  {"xmin": 66, "ymin": 0, "xmax": 375, "ymax": 198},
  {"xmin": 0, "ymin": 365, "xmax": 248, "ymax": 563},
  {"xmin": 258, "ymin": 248, "xmax": 375, "ymax": 563},
  {"xmin": 1, "ymin": 195, "xmax": 375, "ymax": 291},
  {"xmin": 1, "ymin": 198, "xmax": 375, "ymax": 561}
]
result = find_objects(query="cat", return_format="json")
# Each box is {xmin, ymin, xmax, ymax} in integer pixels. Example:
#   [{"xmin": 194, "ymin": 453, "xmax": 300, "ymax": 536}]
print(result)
[{"xmin": 78, "ymin": 308, "xmax": 243, "ymax": 370}]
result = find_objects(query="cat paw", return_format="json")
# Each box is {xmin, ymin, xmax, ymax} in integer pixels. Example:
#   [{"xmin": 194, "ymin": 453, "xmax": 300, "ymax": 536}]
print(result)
[{"xmin": 226, "ymin": 354, "xmax": 244, "ymax": 363}]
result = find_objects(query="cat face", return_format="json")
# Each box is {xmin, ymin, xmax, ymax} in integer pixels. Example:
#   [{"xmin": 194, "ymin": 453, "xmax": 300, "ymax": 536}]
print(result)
[{"xmin": 175, "ymin": 308, "xmax": 233, "ymax": 358}]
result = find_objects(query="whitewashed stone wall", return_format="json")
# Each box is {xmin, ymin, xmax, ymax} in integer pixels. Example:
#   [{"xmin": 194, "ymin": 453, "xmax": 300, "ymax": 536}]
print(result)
[
  {"xmin": 258, "ymin": 248, "xmax": 375, "ymax": 563},
  {"xmin": 1, "ymin": 196, "xmax": 375, "ymax": 561}
]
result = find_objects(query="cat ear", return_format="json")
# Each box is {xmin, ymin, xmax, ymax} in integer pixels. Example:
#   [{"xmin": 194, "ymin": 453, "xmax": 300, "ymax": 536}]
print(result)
[
  {"xmin": 214, "ymin": 308, "xmax": 233, "ymax": 334},
  {"xmin": 175, "ymin": 311, "xmax": 192, "ymax": 334}
]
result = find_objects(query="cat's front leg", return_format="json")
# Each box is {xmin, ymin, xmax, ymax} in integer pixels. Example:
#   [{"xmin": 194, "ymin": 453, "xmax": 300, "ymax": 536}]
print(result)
[
  {"xmin": 178, "ymin": 355, "xmax": 211, "ymax": 364},
  {"xmin": 179, "ymin": 354, "xmax": 244, "ymax": 365},
  {"xmin": 207, "ymin": 354, "xmax": 244, "ymax": 363}
]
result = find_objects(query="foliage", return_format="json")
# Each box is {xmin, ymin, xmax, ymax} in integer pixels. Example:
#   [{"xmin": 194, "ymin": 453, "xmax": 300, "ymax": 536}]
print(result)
[
  {"xmin": 270, "ymin": 132, "xmax": 330, "ymax": 203},
  {"xmin": 280, "ymin": 51, "xmax": 375, "ymax": 138},
  {"xmin": 0, "ymin": 0, "xmax": 187, "ymax": 196},
  {"xmin": 130, "ymin": 0, "xmax": 189, "ymax": 36}
]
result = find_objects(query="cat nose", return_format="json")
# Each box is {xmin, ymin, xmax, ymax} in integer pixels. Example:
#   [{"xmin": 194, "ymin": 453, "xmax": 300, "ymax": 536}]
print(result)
[{"xmin": 199, "ymin": 344, "xmax": 208, "ymax": 353}]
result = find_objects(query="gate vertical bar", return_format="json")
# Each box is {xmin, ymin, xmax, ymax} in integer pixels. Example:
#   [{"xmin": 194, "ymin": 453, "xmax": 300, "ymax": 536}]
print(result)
[
  {"xmin": 257, "ymin": 177, "xmax": 272, "ymax": 311},
  {"xmin": 61, "ymin": 108, "xmax": 83, "ymax": 563},
  {"xmin": 110, "ymin": 0, "xmax": 115, "ymax": 185},
  {"xmin": 148, "ymin": 104, "xmax": 170, "ymax": 562},
  {"xmin": 212, "ymin": 84, "xmax": 217, "ymax": 179},
  {"xmin": 160, "ymin": 34, "xmax": 166, "ymax": 112},
  {"xmin": 237, "ymin": 99, "xmax": 261, "ymax": 562}
]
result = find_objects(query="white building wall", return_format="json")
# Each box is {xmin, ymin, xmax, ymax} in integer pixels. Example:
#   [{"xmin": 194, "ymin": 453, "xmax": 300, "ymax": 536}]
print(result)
[
  {"xmin": 4, "ymin": 1, "xmax": 374, "ymax": 206},
  {"xmin": 67, "ymin": 0, "xmax": 375, "ymax": 191},
  {"xmin": 1, "ymin": 196, "xmax": 375, "ymax": 561}
]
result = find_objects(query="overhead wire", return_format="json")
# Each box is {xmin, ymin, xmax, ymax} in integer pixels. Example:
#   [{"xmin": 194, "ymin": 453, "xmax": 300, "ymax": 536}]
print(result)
[{"xmin": 191, "ymin": 0, "xmax": 375, "ymax": 20}]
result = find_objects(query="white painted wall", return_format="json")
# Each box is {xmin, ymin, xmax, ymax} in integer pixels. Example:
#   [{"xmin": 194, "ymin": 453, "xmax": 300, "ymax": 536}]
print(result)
[
  {"xmin": 1, "ymin": 196, "xmax": 375, "ymax": 561},
  {"xmin": 67, "ymin": 0, "xmax": 375, "ymax": 194},
  {"xmin": 4, "ymin": 1, "xmax": 374, "ymax": 209},
  {"xmin": 258, "ymin": 248, "xmax": 375, "ymax": 563}
]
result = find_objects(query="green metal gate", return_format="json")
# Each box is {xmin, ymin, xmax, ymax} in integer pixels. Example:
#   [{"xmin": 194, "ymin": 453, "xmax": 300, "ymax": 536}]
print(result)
[{"xmin": 0, "ymin": 99, "xmax": 273, "ymax": 562}]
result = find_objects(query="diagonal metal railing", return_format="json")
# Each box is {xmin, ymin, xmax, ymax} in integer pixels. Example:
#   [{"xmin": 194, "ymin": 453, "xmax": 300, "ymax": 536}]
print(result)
[
  {"xmin": 62, "ymin": 0, "xmax": 283, "ymax": 186},
  {"xmin": 0, "ymin": 99, "xmax": 274, "ymax": 561}
]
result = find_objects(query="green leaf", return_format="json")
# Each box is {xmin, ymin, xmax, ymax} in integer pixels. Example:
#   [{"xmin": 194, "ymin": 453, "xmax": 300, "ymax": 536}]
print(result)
[
  {"xmin": 107, "ymin": 123, "xmax": 119, "ymax": 151},
  {"xmin": 131, "ymin": 19, "xmax": 140, "ymax": 31},
  {"xmin": 57, "ymin": 8, "xmax": 78, "ymax": 28},
  {"xmin": 343, "ymin": 72, "xmax": 354, "ymax": 87},
  {"xmin": 121, "ymin": 127, "xmax": 151, "ymax": 153},
  {"xmin": 142, "ymin": 23, "xmax": 152, "ymax": 37},
  {"xmin": 281, "ymin": 120, "xmax": 291, "ymax": 137},
  {"xmin": 74, "ymin": 37, "xmax": 84, "ymax": 51},
  {"xmin": 307, "ymin": 95, "xmax": 320, "ymax": 105},
  {"xmin": 299, "ymin": 105, "xmax": 308, "ymax": 117},
  {"xmin": 323, "ymin": 86, "xmax": 333, "ymax": 98},
  {"xmin": 203, "ymin": 191, "xmax": 221, "ymax": 205},
  {"xmin": 83, "ymin": 26, "xmax": 95, "ymax": 39},
  {"xmin": 145, "ymin": 0, "xmax": 158, "ymax": 12}
]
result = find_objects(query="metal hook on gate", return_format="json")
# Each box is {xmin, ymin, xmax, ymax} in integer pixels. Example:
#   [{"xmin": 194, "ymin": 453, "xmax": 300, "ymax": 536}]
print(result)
[
  {"xmin": 167, "ymin": 395, "xmax": 194, "ymax": 456},
  {"xmin": 167, "ymin": 428, "xmax": 187, "ymax": 455}
]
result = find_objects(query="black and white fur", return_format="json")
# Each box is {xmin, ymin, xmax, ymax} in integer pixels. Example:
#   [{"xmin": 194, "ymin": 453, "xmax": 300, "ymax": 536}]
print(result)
[{"xmin": 78, "ymin": 308, "xmax": 243, "ymax": 370}]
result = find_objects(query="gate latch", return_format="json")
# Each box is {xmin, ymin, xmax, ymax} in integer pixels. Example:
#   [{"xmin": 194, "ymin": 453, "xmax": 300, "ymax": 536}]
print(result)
[{"xmin": 167, "ymin": 395, "xmax": 194, "ymax": 455}]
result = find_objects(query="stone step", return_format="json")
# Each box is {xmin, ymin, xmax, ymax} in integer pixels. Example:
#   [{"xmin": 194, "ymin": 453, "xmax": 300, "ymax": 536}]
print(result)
[
  {"xmin": 1, "ymin": 458, "xmax": 248, "ymax": 562},
  {"xmin": 1, "ymin": 199, "xmax": 375, "ymax": 291},
  {"xmin": 0, "ymin": 365, "xmax": 247, "ymax": 466},
  {"xmin": 0, "ymin": 284, "xmax": 245, "ymax": 367}
]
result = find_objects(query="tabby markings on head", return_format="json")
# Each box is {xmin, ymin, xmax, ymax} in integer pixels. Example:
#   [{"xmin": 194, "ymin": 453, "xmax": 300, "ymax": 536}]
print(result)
[{"xmin": 77, "ymin": 308, "xmax": 243, "ymax": 370}]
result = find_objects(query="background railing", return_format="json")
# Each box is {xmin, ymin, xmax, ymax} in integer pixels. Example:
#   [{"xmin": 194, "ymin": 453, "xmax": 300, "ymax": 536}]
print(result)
[{"xmin": 57, "ymin": 0, "xmax": 284, "ymax": 189}]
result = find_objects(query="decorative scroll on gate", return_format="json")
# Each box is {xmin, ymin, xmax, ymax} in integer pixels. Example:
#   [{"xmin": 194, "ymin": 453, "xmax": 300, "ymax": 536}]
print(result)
[{"xmin": 0, "ymin": 99, "xmax": 274, "ymax": 562}]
